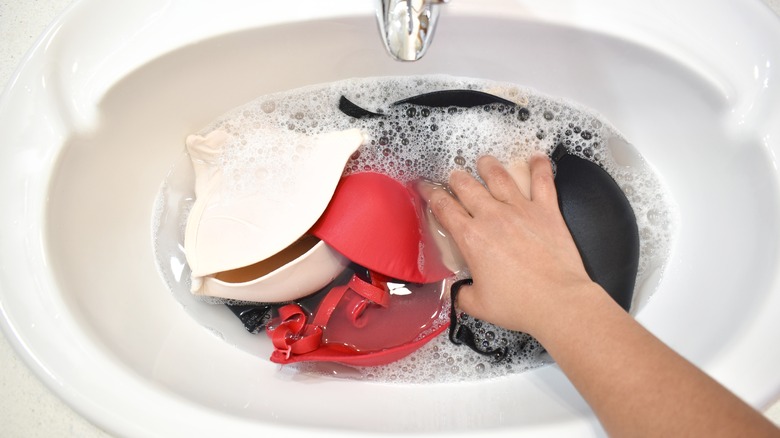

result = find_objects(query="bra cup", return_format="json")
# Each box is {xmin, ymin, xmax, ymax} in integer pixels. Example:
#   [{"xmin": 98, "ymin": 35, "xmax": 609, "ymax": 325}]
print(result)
[
  {"xmin": 263, "ymin": 267, "xmax": 450, "ymax": 366},
  {"xmin": 323, "ymin": 281, "xmax": 447, "ymax": 352},
  {"xmin": 195, "ymin": 240, "xmax": 350, "ymax": 303},
  {"xmin": 555, "ymin": 150, "xmax": 640, "ymax": 311},
  {"xmin": 310, "ymin": 172, "xmax": 452, "ymax": 284},
  {"xmin": 184, "ymin": 128, "xmax": 364, "ymax": 280}
]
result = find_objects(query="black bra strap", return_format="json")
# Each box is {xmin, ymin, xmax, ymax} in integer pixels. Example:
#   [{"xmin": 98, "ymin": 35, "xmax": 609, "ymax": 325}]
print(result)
[
  {"xmin": 226, "ymin": 304, "xmax": 274, "ymax": 334},
  {"xmin": 449, "ymin": 279, "xmax": 508, "ymax": 362}
]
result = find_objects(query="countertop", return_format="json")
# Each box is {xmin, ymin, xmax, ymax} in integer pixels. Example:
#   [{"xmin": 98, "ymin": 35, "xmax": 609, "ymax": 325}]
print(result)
[{"xmin": 1, "ymin": 1, "xmax": 779, "ymax": 436}]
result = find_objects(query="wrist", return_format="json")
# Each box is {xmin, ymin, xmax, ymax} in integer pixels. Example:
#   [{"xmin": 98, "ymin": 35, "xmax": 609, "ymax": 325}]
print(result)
[{"xmin": 529, "ymin": 280, "xmax": 621, "ymax": 347}]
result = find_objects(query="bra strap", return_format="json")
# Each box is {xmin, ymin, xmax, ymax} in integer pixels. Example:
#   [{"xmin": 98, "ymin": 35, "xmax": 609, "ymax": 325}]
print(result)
[
  {"xmin": 270, "ymin": 304, "xmax": 323, "ymax": 359},
  {"xmin": 449, "ymin": 278, "xmax": 508, "ymax": 362},
  {"xmin": 269, "ymin": 273, "xmax": 390, "ymax": 360}
]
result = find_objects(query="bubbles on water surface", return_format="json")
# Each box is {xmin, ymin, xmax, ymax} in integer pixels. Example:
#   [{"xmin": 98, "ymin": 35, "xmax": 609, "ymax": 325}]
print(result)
[{"xmin": 152, "ymin": 75, "xmax": 676, "ymax": 384}]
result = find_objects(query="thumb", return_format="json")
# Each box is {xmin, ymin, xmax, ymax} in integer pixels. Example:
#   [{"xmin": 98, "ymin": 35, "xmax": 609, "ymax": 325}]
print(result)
[{"xmin": 453, "ymin": 281, "xmax": 485, "ymax": 320}]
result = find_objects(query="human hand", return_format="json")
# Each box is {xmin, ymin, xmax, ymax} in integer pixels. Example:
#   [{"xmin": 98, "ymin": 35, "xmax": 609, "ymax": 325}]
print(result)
[
  {"xmin": 431, "ymin": 156, "xmax": 780, "ymax": 438},
  {"xmin": 428, "ymin": 154, "xmax": 598, "ymax": 336}
]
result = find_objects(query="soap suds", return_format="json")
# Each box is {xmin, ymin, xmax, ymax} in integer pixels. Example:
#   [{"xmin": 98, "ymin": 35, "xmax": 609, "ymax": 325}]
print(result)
[{"xmin": 152, "ymin": 75, "xmax": 677, "ymax": 383}]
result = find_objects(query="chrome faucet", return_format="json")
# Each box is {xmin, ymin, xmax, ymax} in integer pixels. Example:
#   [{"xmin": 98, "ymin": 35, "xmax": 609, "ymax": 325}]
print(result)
[{"xmin": 376, "ymin": 0, "xmax": 448, "ymax": 62}]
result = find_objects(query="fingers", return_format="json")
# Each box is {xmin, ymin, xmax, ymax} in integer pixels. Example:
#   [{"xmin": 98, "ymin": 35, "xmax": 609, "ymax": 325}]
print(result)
[
  {"xmin": 428, "ymin": 183, "xmax": 471, "ymax": 233},
  {"xmin": 446, "ymin": 169, "xmax": 495, "ymax": 216},
  {"xmin": 448, "ymin": 155, "xmax": 528, "ymax": 215},
  {"xmin": 452, "ymin": 281, "xmax": 480, "ymax": 318},
  {"xmin": 528, "ymin": 153, "xmax": 558, "ymax": 207},
  {"xmin": 453, "ymin": 283, "xmax": 494, "ymax": 325},
  {"xmin": 506, "ymin": 160, "xmax": 531, "ymax": 199},
  {"xmin": 477, "ymin": 156, "xmax": 526, "ymax": 203},
  {"xmin": 430, "ymin": 153, "xmax": 557, "ymax": 232}
]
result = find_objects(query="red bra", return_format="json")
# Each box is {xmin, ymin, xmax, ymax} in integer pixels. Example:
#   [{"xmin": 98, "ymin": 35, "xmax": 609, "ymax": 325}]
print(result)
[
  {"xmin": 266, "ymin": 269, "xmax": 449, "ymax": 366},
  {"xmin": 310, "ymin": 171, "xmax": 452, "ymax": 284}
]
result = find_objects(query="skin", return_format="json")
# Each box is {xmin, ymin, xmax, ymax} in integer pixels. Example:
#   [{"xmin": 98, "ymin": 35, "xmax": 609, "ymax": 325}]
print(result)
[{"xmin": 428, "ymin": 154, "xmax": 780, "ymax": 437}]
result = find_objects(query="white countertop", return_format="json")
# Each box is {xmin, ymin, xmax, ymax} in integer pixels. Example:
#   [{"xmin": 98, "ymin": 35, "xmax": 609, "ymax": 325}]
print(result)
[{"xmin": 1, "ymin": 1, "xmax": 779, "ymax": 436}]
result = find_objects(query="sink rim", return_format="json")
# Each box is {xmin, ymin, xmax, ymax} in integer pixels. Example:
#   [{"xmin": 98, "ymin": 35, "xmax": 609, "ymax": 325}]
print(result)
[{"xmin": 2, "ymin": 0, "xmax": 780, "ymax": 436}]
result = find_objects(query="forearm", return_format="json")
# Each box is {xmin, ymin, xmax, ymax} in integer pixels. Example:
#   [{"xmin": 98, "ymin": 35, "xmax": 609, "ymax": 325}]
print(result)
[
  {"xmin": 430, "ymin": 155, "xmax": 778, "ymax": 435},
  {"xmin": 534, "ymin": 282, "xmax": 780, "ymax": 437}
]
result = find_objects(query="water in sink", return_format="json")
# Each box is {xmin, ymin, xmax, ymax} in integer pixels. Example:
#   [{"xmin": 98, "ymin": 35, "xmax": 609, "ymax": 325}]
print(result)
[{"xmin": 152, "ymin": 74, "xmax": 676, "ymax": 383}]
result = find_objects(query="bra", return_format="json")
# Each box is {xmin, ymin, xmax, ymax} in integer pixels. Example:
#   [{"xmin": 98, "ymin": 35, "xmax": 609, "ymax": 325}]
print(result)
[{"xmin": 265, "ymin": 265, "xmax": 450, "ymax": 366}]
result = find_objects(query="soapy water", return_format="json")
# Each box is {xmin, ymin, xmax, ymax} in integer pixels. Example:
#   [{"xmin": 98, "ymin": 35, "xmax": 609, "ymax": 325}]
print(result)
[{"xmin": 152, "ymin": 75, "xmax": 676, "ymax": 383}]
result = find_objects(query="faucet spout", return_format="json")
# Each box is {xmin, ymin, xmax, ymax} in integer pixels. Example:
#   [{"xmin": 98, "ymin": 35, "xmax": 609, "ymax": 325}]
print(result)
[{"xmin": 376, "ymin": 0, "xmax": 448, "ymax": 62}]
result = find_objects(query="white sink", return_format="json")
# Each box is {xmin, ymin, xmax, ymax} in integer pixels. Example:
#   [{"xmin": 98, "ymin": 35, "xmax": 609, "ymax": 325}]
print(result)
[{"xmin": 1, "ymin": 0, "xmax": 779, "ymax": 436}]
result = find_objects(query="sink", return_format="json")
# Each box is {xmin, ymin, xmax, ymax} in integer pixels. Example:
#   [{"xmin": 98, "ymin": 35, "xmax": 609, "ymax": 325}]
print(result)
[{"xmin": 1, "ymin": 0, "xmax": 779, "ymax": 436}]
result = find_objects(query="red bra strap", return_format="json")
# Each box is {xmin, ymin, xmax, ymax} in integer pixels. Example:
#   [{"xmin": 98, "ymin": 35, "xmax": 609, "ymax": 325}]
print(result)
[
  {"xmin": 347, "ymin": 274, "xmax": 390, "ymax": 308},
  {"xmin": 270, "ymin": 304, "xmax": 322, "ymax": 359},
  {"xmin": 311, "ymin": 274, "xmax": 388, "ymax": 327},
  {"xmin": 269, "ymin": 273, "xmax": 390, "ymax": 360}
]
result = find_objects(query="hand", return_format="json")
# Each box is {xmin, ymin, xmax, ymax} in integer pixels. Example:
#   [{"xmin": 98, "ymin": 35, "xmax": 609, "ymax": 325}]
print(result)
[
  {"xmin": 431, "ymin": 155, "xmax": 780, "ymax": 437},
  {"xmin": 429, "ymin": 154, "xmax": 597, "ymax": 336}
]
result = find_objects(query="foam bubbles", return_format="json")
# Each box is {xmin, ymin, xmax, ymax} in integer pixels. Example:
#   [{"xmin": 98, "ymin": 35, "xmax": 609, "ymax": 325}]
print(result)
[{"xmin": 153, "ymin": 74, "xmax": 677, "ymax": 384}]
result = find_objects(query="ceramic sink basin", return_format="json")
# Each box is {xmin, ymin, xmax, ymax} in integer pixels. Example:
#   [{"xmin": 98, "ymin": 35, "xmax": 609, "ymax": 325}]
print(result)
[{"xmin": 1, "ymin": 0, "xmax": 779, "ymax": 436}]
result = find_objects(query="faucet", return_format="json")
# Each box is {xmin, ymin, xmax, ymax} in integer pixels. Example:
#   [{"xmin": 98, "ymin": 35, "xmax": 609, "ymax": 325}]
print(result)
[{"xmin": 375, "ymin": 0, "xmax": 449, "ymax": 62}]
